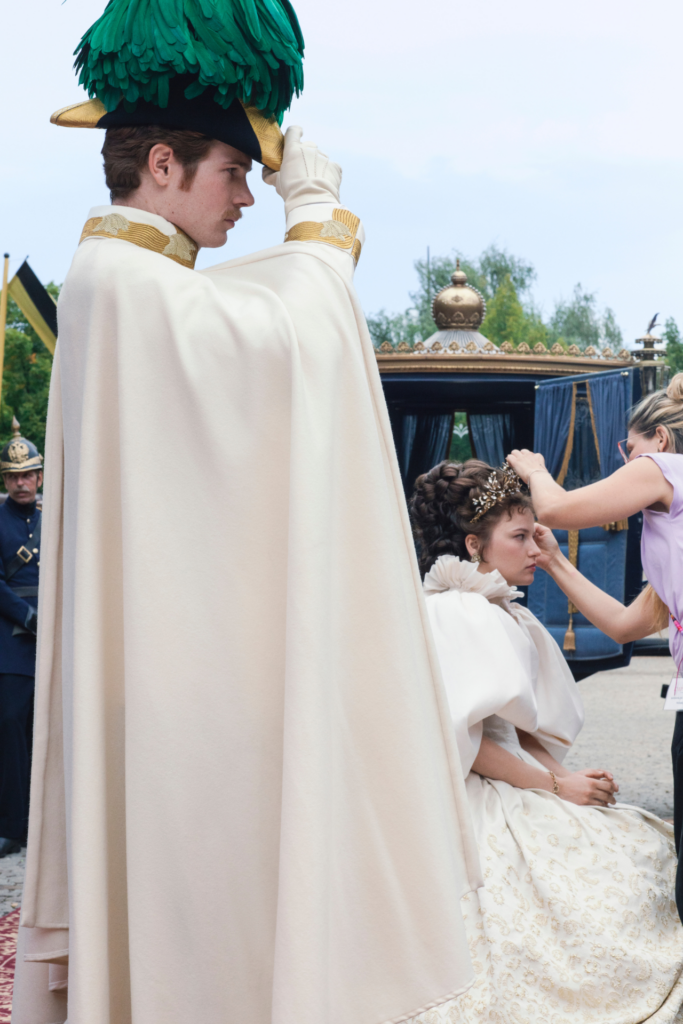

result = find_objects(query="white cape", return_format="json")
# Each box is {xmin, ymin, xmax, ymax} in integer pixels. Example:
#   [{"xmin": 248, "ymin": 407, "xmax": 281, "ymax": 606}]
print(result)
[{"xmin": 12, "ymin": 213, "xmax": 480, "ymax": 1024}]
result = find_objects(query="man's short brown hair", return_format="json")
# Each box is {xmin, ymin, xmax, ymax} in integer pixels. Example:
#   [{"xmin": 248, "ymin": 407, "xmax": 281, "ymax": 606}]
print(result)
[{"xmin": 101, "ymin": 126, "xmax": 216, "ymax": 201}]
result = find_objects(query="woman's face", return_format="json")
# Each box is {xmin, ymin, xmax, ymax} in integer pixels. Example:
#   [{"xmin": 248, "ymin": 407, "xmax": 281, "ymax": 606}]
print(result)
[
  {"xmin": 466, "ymin": 507, "xmax": 540, "ymax": 586},
  {"xmin": 624, "ymin": 424, "xmax": 669, "ymax": 461}
]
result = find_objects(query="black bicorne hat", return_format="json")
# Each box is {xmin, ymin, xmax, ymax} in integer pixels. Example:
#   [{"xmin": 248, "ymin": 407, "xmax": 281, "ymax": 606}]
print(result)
[
  {"xmin": 50, "ymin": 0, "xmax": 305, "ymax": 171},
  {"xmin": 51, "ymin": 81, "xmax": 284, "ymax": 170}
]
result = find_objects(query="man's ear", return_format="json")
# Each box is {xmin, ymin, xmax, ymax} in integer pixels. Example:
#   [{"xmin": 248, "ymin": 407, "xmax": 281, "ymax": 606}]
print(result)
[{"xmin": 147, "ymin": 144, "xmax": 175, "ymax": 187}]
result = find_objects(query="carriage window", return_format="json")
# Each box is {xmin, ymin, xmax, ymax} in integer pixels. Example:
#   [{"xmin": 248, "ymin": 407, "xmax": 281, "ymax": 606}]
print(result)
[{"xmin": 449, "ymin": 413, "xmax": 473, "ymax": 462}]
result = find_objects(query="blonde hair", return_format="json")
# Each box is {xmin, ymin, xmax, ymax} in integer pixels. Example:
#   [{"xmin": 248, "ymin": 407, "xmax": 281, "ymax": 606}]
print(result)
[
  {"xmin": 640, "ymin": 584, "xmax": 670, "ymax": 634},
  {"xmin": 628, "ymin": 373, "xmax": 683, "ymax": 453}
]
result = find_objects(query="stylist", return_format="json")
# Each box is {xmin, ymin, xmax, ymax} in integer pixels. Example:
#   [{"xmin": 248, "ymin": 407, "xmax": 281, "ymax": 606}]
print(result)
[{"xmin": 507, "ymin": 372, "xmax": 683, "ymax": 918}]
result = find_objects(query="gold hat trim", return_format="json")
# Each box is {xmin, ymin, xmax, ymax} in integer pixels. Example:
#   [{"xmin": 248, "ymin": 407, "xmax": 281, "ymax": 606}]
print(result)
[
  {"xmin": 241, "ymin": 104, "xmax": 284, "ymax": 171},
  {"xmin": 50, "ymin": 98, "xmax": 284, "ymax": 170},
  {"xmin": 284, "ymin": 208, "xmax": 362, "ymax": 264},
  {"xmin": 50, "ymin": 98, "xmax": 107, "ymax": 128},
  {"xmin": 1, "ymin": 455, "xmax": 43, "ymax": 473},
  {"xmin": 79, "ymin": 214, "xmax": 198, "ymax": 269}
]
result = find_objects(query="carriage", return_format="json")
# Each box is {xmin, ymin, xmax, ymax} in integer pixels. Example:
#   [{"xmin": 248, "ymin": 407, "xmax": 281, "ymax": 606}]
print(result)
[{"xmin": 375, "ymin": 265, "xmax": 667, "ymax": 679}]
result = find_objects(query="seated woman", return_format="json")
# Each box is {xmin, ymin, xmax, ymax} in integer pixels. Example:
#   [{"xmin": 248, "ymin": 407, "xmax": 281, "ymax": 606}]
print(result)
[{"xmin": 410, "ymin": 458, "xmax": 683, "ymax": 1020}]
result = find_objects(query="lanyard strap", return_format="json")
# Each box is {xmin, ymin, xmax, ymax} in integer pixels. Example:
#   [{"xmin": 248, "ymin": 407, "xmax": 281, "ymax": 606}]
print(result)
[{"xmin": 2, "ymin": 512, "xmax": 41, "ymax": 583}]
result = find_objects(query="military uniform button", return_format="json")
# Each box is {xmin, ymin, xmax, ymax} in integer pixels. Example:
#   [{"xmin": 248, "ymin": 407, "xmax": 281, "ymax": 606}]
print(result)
[{"xmin": 33, "ymin": 548, "xmax": 38, "ymax": 554}]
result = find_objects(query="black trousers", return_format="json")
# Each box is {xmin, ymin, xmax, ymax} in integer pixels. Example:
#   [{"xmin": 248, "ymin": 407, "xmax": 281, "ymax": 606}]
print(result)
[
  {"xmin": 0, "ymin": 673, "xmax": 34, "ymax": 840},
  {"xmin": 673, "ymin": 712, "xmax": 683, "ymax": 922}
]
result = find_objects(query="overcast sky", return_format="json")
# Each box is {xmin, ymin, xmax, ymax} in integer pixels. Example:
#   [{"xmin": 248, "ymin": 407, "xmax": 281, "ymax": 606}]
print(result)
[{"xmin": 2, "ymin": 0, "xmax": 682, "ymax": 346}]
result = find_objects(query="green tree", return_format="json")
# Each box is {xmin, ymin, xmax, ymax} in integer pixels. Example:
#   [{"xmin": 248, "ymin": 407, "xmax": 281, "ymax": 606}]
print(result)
[
  {"xmin": 0, "ymin": 286, "xmax": 57, "ymax": 475},
  {"xmin": 523, "ymin": 305, "xmax": 552, "ymax": 349},
  {"xmin": 366, "ymin": 308, "xmax": 422, "ymax": 348},
  {"xmin": 664, "ymin": 317, "xmax": 683, "ymax": 375},
  {"xmin": 548, "ymin": 284, "xmax": 622, "ymax": 352},
  {"xmin": 479, "ymin": 274, "xmax": 527, "ymax": 347},
  {"xmin": 602, "ymin": 308, "xmax": 623, "ymax": 351},
  {"xmin": 549, "ymin": 285, "xmax": 600, "ymax": 350},
  {"xmin": 367, "ymin": 248, "xmax": 622, "ymax": 354},
  {"xmin": 478, "ymin": 246, "xmax": 536, "ymax": 298}
]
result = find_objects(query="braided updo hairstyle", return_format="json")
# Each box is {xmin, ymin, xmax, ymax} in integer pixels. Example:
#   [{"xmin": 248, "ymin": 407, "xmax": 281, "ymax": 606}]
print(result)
[{"xmin": 409, "ymin": 459, "xmax": 533, "ymax": 578}]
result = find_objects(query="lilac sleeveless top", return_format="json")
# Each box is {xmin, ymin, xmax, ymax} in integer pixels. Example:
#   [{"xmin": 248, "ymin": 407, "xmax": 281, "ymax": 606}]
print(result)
[{"xmin": 639, "ymin": 453, "xmax": 683, "ymax": 668}]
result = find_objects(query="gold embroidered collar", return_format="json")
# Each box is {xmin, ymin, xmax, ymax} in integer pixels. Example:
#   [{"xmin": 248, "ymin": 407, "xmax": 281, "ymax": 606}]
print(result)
[{"xmin": 79, "ymin": 212, "xmax": 198, "ymax": 269}]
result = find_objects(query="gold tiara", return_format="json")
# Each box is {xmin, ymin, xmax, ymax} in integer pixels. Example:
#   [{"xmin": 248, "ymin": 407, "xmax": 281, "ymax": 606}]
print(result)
[{"xmin": 470, "ymin": 464, "xmax": 525, "ymax": 522}]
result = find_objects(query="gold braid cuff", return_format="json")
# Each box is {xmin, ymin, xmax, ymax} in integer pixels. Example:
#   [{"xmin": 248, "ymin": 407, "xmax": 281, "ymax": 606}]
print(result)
[
  {"xmin": 79, "ymin": 214, "xmax": 198, "ymax": 269},
  {"xmin": 284, "ymin": 208, "xmax": 362, "ymax": 264}
]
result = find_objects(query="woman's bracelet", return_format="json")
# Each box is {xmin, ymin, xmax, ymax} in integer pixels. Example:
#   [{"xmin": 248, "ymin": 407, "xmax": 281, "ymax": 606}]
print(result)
[
  {"xmin": 548, "ymin": 770, "xmax": 560, "ymax": 795},
  {"xmin": 528, "ymin": 468, "xmax": 549, "ymax": 483}
]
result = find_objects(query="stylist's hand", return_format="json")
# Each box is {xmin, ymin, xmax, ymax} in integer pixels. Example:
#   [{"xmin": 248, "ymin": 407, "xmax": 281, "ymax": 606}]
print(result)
[
  {"xmin": 533, "ymin": 523, "xmax": 561, "ymax": 572},
  {"xmin": 507, "ymin": 449, "xmax": 548, "ymax": 484},
  {"xmin": 558, "ymin": 768, "xmax": 619, "ymax": 807}
]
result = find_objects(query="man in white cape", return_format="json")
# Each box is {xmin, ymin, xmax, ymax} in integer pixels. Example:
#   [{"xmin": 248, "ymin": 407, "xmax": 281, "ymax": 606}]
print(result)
[{"xmin": 11, "ymin": 111, "xmax": 480, "ymax": 1024}]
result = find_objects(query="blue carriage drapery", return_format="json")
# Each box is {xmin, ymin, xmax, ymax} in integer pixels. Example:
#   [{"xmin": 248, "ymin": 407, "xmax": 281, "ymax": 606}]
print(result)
[
  {"xmin": 390, "ymin": 410, "xmax": 519, "ymax": 498},
  {"xmin": 533, "ymin": 369, "xmax": 633, "ymax": 483},
  {"xmin": 529, "ymin": 368, "xmax": 636, "ymax": 665},
  {"xmin": 532, "ymin": 380, "xmax": 577, "ymax": 480},
  {"xmin": 588, "ymin": 370, "xmax": 632, "ymax": 479},
  {"xmin": 389, "ymin": 412, "xmax": 453, "ymax": 498},
  {"xmin": 469, "ymin": 413, "xmax": 516, "ymax": 467}
]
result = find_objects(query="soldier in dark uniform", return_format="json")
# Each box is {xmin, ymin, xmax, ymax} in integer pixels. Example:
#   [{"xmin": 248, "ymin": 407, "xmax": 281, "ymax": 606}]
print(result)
[{"xmin": 0, "ymin": 417, "xmax": 42, "ymax": 857}]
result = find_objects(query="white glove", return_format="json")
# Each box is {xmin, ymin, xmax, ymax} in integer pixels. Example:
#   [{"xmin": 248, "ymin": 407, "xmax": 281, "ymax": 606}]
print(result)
[{"xmin": 263, "ymin": 125, "xmax": 342, "ymax": 218}]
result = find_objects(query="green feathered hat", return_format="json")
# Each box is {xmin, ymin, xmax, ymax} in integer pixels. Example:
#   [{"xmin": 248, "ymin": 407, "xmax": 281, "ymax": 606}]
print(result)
[{"xmin": 50, "ymin": 0, "xmax": 305, "ymax": 170}]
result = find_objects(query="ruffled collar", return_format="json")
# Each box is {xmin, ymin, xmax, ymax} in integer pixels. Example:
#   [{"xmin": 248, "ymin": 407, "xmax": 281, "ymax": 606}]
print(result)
[{"xmin": 423, "ymin": 554, "xmax": 523, "ymax": 602}]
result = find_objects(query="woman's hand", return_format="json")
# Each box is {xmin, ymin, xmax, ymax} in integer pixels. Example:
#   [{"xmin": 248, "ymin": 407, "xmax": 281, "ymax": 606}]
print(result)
[
  {"xmin": 507, "ymin": 449, "xmax": 548, "ymax": 484},
  {"xmin": 557, "ymin": 769, "xmax": 619, "ymax": 807},
  {"xmin": 533, "ymin": 523, "xmax": 562, "ymax": 572}
]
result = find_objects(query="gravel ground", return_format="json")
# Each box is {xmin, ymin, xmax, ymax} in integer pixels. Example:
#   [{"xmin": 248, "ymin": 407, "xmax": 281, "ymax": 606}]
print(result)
[
  {"xmin": 0, "ymin": 849, "xmax": 25, "ymax": 918},
  {"xmin": 0, "ymin": 657, "xmax": 677, "ymax": 917},
  {"xmin": 563, "ymin": 655, "xmax": 676, "ymax": 818}
]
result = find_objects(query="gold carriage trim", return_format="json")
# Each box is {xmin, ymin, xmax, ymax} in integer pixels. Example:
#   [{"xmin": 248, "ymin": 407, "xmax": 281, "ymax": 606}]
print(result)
[
  {"xmin": 79, "ymin": 214, "xmax": 198, "ymax": 269},
  {"xmin": 284, "ymin": 208, "xmax": 362, "ymax": 263}
]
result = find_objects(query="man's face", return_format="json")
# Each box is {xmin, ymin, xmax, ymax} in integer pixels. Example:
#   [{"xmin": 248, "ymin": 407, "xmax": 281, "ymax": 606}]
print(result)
[
  {"xmin": 151, "ymin": 141, "xmax": 255, "ymax": 248},
  {"xmin": 3, "ymin": 470, "xmax": 42, "ymax": 504}
]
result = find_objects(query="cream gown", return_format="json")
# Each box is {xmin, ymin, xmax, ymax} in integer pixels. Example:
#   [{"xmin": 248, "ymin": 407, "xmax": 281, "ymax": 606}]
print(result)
[{"xmin": 422, "ymin": 555, "xmax": 683, "ymax": 1023}]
